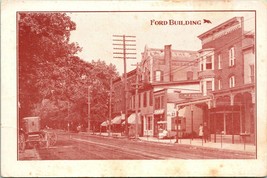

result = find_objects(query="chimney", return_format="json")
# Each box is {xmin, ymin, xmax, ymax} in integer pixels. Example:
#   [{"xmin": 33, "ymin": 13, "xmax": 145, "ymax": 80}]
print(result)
[{"xmin": 164, "ymin": 45, "xmax": 172, "ymax": 82}]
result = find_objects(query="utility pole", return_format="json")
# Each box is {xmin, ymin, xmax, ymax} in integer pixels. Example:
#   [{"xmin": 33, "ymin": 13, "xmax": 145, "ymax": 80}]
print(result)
[
  {"xmin": 113, "ymin": 35, "xmax": 136, "ymax": 137},
  {"xmin": 108, "ymin": 78, "xmax": 113, "ymax": 137},
  {"xmin": 132, "ymin": 63, "xmax": 141, "ymax": 139},
  {"xmin": 88, "ymin": 86, "xmax": 91, "ymax": 133}
]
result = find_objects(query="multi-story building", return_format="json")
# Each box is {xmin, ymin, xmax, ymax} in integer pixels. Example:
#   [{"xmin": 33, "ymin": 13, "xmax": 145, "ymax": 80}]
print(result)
[
  {"xmin": 112, "ymin": 69, "xmax": 137, "ymax": 132},
  {"xmin": 196, "ymin": 16, "xmax": 255, "ymax": 143},
  {"xmin": 112, "ymin": 16, "xmax": 255, "ymax": 142},
  {"xmin": 136, "ymin": 45, "xmax": 202, "ymax": 137}
]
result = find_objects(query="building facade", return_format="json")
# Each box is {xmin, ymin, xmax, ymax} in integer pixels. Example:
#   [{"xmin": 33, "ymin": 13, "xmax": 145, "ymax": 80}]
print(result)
[{"xmin": 197, "ymin": 17, "xmax": 255, "ymax": 143}]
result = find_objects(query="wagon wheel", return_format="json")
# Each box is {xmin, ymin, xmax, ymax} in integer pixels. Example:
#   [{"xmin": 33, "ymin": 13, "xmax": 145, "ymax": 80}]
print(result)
[
  {"xmin": 18, "ymin": 133, "xmax": 25, "ymax": 152},
  {"xmin": 39, "ymin": 133, "xmax": 48, "ymax": 148}
]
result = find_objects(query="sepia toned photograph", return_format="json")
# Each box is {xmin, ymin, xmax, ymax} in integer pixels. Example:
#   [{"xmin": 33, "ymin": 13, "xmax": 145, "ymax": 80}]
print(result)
[
  {"xmin": 17, "ymin": 10, "xmax": 256, "ymax": 160},
  {"xmin": 1, "ymin": 1, "xmax": 267, "ymax": 177}
]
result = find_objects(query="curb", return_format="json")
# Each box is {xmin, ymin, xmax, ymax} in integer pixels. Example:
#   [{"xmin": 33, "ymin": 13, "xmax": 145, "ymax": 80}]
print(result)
[
  {"xmin": 138, "ymin": 138, "xmax": 255, "ymax": 156},
  {"xmin": 70, "ymin": 132, "xmax": 256, "ymax": 156}
]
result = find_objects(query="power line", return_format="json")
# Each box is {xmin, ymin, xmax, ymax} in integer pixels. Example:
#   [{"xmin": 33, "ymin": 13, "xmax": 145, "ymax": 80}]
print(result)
[
  {"xmin": 150, "ymin": 16, "xmax": 255, "ymax": 77},
  {"xmin": 112, "ymin": 35, "xmax": 136, "ymax": 137}
]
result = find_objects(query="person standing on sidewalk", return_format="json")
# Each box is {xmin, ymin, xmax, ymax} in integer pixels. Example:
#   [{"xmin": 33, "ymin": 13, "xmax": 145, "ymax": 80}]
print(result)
[
  {"xmin": 199, "ymin": 124, "xmax": 203, "ymax": 140},
  {"xmin": 203, "ymin": 122, "xmax": 209, "ymax": 143}
]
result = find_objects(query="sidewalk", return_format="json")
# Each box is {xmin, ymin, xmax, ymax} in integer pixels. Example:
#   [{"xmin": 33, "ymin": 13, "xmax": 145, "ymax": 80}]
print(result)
[
  {"xmin": 78, "ymin": 131, "xmax": 256, "ymax": 154},
  {"xmin": 138, "ymin": 136, "xmax": 256, "ymax": 154}
]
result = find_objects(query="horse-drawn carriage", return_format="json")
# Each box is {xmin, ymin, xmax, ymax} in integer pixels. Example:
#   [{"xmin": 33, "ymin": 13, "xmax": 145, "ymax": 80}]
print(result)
[{"xmin": 18, "ymin": 117, "xmax": 57, "ymax": 152}]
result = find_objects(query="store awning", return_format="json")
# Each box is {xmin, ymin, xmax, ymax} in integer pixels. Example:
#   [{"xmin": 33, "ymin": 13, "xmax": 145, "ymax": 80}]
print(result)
[
  {"xmin": 122, "ymin": 113, "xmax": 141, "ymax": 124},
  {"xmin": 101, "ymin": 120, "xmax": 111, "ymax": 127},
  {"xmin": 154, "ymin": 109, "xmax": 164, "ymax": 115},
  {"xmin": 111, "ymin": 115, "xmax": 122, "ymax": 124}
]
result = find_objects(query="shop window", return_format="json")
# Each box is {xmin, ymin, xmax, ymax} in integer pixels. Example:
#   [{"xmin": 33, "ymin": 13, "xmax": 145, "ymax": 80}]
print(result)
[
  {"xmin": 229, "ymin": 47, "xmax": 235, "ymax": 67},
  {"xmin": 147, "ymin": 116, "xmax": 152, "ymax": 130}
]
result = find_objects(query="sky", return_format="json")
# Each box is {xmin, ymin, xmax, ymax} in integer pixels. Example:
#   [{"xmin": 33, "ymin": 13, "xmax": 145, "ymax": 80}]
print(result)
[{"xmin": 68, "ymin": 11, "xmax": 255, "ymax": 74}]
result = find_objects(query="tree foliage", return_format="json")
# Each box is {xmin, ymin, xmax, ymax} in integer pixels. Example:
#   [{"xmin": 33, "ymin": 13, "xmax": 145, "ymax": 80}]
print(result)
[{"xmin": 19, "ymin": 12, "xmax": 119, "ymax": 130}]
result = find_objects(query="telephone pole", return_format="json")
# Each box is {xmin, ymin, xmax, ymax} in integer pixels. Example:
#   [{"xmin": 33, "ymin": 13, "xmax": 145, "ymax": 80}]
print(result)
[
  {"xmin": 108, "ymin": 78, "xmax": 113, "ymax": 137},
  {"xmin": 88, "ymin": 86, "xmax": 91, "ymax": 133},
  {"xmin": 132, "ymin": 63, "xmax": 142, "ymax": 139},
  {"xmin": 113, "ymin": 35, "xmax": 136, "ymax": 137}
]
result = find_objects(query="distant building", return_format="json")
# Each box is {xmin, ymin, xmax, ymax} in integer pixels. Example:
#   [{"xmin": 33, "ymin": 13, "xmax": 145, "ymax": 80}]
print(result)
[{"xmin": 136, "ymin": 45, "xmax": 201, "ymax": 137}]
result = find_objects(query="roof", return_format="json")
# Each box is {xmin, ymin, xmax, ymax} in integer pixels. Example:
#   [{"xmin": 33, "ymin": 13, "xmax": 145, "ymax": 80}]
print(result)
[
  {"xmin": 176, "ymin": 95, "xmax": 212, "ymax": 106},
  {"xmin": 152, "ymin": 80, "xmax": 200, "ymax": 87},
  {"xmin": 198, "ymin": 17, "xmax": 243, "ymax": 40},
  {"xmin": 143, "ymin": 45, "xmax": 198, "ymax": 60},
  {"xmin": 167, "ymin": 93, "xmax": 184, "ymax": 103},
  {"xmin": 113, "ymin": 68, "xmax": 137, "ymax": 83}
]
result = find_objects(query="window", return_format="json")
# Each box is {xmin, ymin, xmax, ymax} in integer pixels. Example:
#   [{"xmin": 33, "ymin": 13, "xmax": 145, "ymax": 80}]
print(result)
[
  {"xmin": 147, "ymin": 116, "xmax": 152, "ymax": 130},
  {"xmin": 229, "ymin": 76, "xmax": 235, "ymax": 88},
  {"xmin": 143, "ymin": 92, "xmax": 147, "ymax": 107},
  {"xmin": 206, "ymin": 56, "xmax": 212, "ymax": 69},
  {"xmin": 160, "ymin": 96, "xmax": 165, "ymax": 109},
  {"xmin": 250, "ymin": 64, "xmax": 255, "ymax": 83},
  {"xmin": 155, "ymin": 70, "xmax": 163, "ymax": 82},
  {"xmin": 155, "ymin": 97, "xmax": 160, "ymax": 109},
  {"xmin": 229, "ymin": 47, "xmax": 235, "ymax": 66},
  {"xmin": 187, "ymin": 71, "xmax": 193, "ymax": 80},
  {"xmin": 201, "ymin": 63, "xmax": 204, "ymax": 71},
  {"xmin": 132, "ymin": 95, "xmax": 135, "ymax": 109},
  {"xmin": 218, "ymin": 54, "xmax": 222, "ymax": 69},
  {"xmin": 149, "ymin": 91, "xmax": 153, "ymax": 106},
  {"xmin": 206, "ymin": 81, "xmax": 212, "ymax": 93},
  {"xmin": 138, "ymin": 94, "xmax": 141, "ymax": 108},
  {"xmin": 218, "ymin": 79, "xmax": 222, "ymax": 90}
]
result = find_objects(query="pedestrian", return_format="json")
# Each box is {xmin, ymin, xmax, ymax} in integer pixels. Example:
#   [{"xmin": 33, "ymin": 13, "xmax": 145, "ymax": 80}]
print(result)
[
  {"xmin": 199, "ymin": 124, "xmax": 203, "ymax": 140},
  {"xmin": 203, "ymin": 122, "xmax": 209, "ymax": 143}
]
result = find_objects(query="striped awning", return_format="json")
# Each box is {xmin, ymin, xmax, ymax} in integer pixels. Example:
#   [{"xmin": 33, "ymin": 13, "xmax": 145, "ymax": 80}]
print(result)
[
  {"xmin": 122, "ymin": 113, "xmax": 141, "ymax": 124},
  {"xmin": 111, "ymin": 115, "xmax": 122, "ymax": 124},
  {"xmin": 101, "ymin": 120, "xmax": 111, "ymax": 127}
]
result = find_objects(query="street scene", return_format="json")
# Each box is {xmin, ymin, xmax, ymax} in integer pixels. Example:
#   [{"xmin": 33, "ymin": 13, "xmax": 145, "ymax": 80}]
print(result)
[{"xmin": 18, "ymin": 11, "xmax": 256, "ymax": 160}]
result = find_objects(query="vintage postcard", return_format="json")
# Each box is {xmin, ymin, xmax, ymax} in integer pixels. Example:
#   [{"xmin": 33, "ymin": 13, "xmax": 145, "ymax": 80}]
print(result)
[{"xmin": 1, "ymin": 0, "xmax": 267, "ymax": 177}]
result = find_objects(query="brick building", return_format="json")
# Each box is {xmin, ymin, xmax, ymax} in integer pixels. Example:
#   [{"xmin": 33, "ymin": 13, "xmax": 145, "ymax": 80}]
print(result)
[
  {"xmin": 196, "ymin": 16, "xmax": 255, "ymax": 143},
  {"xmin": 136, "ymin": 45, "xmax": 202, "ymax": 137}
]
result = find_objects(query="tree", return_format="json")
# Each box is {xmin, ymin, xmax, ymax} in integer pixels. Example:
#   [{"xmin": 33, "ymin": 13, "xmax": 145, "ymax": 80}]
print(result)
[
  {"xmin": 18, "ymin": 12, "xmax": 81, "ymax": 121},
  {"xmin": 19, "ymin": 12, "xmax": 119, "ymax": 130}
]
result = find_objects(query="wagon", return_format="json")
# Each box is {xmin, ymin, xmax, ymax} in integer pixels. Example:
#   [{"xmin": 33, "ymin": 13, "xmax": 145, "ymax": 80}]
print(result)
[{"xmin": 18, "ymin": 117, "xmax": 57, "ymax": 152}]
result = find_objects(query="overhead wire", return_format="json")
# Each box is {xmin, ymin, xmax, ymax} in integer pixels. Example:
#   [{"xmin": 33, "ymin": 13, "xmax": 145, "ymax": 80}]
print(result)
[{"xmin": 141, "ymin": 16, "xmax": 255, "ymax": 77}]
